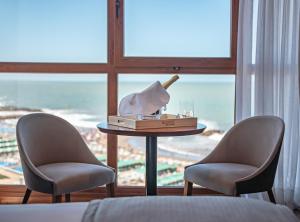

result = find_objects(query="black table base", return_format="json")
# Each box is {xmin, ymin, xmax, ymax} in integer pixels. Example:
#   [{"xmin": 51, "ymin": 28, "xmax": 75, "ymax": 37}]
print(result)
[
  {"xmin": 145, "ymin": 136, "xmax": 157, "ymax": 195},
  {"xmin": 97, "ymin": 122, "xmax": 206, "ymax": 196}
]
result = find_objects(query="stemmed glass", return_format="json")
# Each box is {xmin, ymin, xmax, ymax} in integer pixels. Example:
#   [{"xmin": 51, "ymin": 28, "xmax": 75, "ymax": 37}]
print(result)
[{"xmin": 178, "ymin": 101, "xmax": 194, "ymax": 118}]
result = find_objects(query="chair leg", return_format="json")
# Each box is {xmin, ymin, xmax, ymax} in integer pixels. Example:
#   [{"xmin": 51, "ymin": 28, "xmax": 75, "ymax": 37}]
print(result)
[
  {"xmin": 267, "ymin": 189, "xmax": 276, "ymax": 204},
  {"xmin": 65, "ymin": 193, "xmax": 71, "ymax": 202},
  {"xmin": 52, "ymin": 194, "xmax": 62, "ymax": 203},
  {"xmin": 183, "ymin": 180, "xmax": 193, "ymax": 196},
  {"xmin": 22, "ymin": 188, "xmax": 32, "ymax": 204},
  {"xmin": 106, "ymin": 183, "xmax": 115, "ymax": 197}
]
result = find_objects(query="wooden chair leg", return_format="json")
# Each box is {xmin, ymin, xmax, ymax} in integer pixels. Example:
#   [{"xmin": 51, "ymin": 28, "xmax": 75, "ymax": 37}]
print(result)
[
  {"xmin": 22, "ymin": 188, "xmax": 32, "ymax": 204},
  {"xmin": 106, "ymin": 183, "xmax": 115, "ymax": 197},
  {"xmin": 183, "ymin": 180, "xmax": 193, "ymax": 196},
  {"xmin": 52, "ymin": 194, "xmax": 62, "ymax": 203},
  {"xmin": 65, "ymin": 193, "xmax": 71, "ymax": 202},
  {"xmin": 267, "ymin": 189, "xmax": 276, "ymax": 204}
]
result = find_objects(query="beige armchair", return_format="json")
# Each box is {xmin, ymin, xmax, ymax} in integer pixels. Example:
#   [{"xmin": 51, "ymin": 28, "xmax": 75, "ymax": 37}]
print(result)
[
  {"xmin": 16, "ymin": 113, "xmax": 115, "ymax": 203},
  {"xmin": 184, "ymin": 116, "xmax": 284, "ymax": 203}
]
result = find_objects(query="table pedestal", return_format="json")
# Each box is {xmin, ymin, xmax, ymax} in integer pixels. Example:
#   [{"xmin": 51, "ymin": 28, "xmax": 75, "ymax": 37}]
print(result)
[
  {"xmin": 97, "ymin": 122, "xmax": 206, "ymax": 196},
  {"xmin": 145, "ymin": 136, "xmax": 157, "ymax": 195}
]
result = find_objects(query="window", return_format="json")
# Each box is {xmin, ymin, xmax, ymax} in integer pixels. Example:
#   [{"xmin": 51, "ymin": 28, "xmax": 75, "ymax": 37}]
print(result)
[
  {"xmin": 0, "ymin": 0, "xmax": 238, "ymax": 195},
  {"xmin": 118, "ymin": 74, "xmax": 235, "ymax": 186},
  {"xmin": 124, "ymin": 0, "xmax": 231, "ymax": 58},
  {"xmin": 0, "ymin": 74, "xmax": 107, "ymax": 184},
  {"xmin": 116, "ymin": 0, "xmax": 237, "ymax": 69},
  {"xmin": 0, "ymin": 0, "xmax": 107, "ymax": 63}
]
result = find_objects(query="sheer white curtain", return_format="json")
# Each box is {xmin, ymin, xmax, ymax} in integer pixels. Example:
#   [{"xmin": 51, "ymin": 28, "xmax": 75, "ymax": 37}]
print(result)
[{"xmin": 236, "ymin": 0, "xmax": 300, "ymax": 208}]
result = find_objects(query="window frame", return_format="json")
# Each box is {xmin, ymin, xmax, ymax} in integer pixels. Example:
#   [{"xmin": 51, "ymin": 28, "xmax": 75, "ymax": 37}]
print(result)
[
  {"xmin": 115, "ymin": 0, "xmax": 239, "ymax": 72},
  {"xmin": 0, "ymin": 0, "xmax": 239, "ymax": 195}
]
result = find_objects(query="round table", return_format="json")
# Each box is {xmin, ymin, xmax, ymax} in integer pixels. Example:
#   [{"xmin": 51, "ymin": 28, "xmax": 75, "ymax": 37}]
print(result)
[{"xmin": 97, "ymin": 122, "xmax": 206, "ymax": 195}]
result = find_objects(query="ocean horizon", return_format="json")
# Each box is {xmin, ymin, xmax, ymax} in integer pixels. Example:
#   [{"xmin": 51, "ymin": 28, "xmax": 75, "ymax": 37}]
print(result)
[{"xmin": 0, "ymin": 74, "xmax": 235, "ymax": 131}]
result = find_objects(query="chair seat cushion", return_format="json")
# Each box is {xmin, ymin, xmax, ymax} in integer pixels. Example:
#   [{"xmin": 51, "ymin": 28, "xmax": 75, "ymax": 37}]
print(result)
[
  {"xmin": 184, "ymin": 163, "xmax": 258, "ymax": 195},
  {"xmin": 38, "ymin": 162, "xmax": 115, "ymax": 194}
]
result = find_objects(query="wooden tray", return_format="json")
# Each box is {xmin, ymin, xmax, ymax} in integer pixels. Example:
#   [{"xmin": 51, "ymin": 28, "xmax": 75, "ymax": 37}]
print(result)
[{"xmin": 108, "ymin": 114, "xmax": 197, "ymax": 130}]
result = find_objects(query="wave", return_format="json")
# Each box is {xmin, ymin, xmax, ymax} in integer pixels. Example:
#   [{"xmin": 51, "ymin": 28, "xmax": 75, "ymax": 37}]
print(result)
[
  {"xmin": 42, "ymin": 109, "xmax": 103, "ymax": 128},
  {"xmin": 198, "ymin": 118, "xmax": 220, "ymax": 131}
]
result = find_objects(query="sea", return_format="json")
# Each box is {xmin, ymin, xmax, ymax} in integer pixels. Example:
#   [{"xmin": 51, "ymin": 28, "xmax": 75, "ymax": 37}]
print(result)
[{"xmin": 0, "ymin": 74, "xmax": 235, "ymax": 132}]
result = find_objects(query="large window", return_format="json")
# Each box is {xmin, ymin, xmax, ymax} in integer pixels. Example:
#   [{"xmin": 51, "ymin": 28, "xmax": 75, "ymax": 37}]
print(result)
[
  {"xmin": 0, "ymin": 0, "xmax": 239, "ymax": 196},
  {"xmin": 0, "ymin": 74, "xmax": 107, "ymax": 184}
]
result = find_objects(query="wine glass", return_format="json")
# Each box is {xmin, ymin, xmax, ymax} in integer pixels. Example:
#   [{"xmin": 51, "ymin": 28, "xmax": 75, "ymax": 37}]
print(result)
[{"xmin": 178, "ymin": 101, "xmax": 194, "ymax": 118}]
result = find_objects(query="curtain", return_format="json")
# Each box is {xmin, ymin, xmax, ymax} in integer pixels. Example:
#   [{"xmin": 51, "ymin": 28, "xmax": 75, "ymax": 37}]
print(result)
[{"xmin": 236, "ymin": 0, "xmax": 300, "ymax": 208}]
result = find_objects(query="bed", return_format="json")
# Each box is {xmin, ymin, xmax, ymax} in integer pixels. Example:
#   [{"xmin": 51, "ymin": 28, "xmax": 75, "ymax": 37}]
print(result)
[
  {"xmin": 0, "ymin": 202, "xmax": 88, "ymax": 222},
  {"xmin": 0, "ymin": 196, "xmax": 298, "ymax": 222}
]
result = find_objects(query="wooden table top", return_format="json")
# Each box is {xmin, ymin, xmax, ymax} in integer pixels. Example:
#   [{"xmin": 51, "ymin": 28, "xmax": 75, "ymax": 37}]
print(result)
[{"xmin": 97, "ymin": 122, "xmax": 206, "ymax": 137}]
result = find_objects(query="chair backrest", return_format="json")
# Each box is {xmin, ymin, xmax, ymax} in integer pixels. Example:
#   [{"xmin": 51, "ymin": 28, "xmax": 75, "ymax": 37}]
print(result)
[
  {"xmin": 212, "ymin": 116, "xmax": 284, "ymax": 168},
  {"xmin": 16, "ymin": 113, "xmax": 100, "ymax": 167}
]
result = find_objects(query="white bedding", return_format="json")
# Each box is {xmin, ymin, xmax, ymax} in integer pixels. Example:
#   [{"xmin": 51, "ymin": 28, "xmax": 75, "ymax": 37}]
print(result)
[
  {"xmin": 82, "ymin": 196, "xmax": 299, "ymax": 222},
  {"xmin": 0, "ymin": 197, "xmax": 298, "ymax": 222},
  {"xmin": 0, "ymin": 202, "xmax": 88, "ymax": 222}
]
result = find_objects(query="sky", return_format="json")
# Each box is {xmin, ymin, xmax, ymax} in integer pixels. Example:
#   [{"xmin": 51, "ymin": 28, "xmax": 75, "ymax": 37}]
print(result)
[
  {"xmin": 0, "ymin": 0, "xmax": 232, "ymax": 81},
  {"xmin": 125, "ymin": 0, "xmax": 231, "ymax": 57},
  {"xmin": 0, "ymin": 0, "xmax": 108, "ymax": 63}
]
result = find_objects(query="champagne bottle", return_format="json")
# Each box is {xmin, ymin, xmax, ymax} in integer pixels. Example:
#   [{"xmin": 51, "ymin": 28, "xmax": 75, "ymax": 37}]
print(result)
[{"xmin": 162, "ymin": 74, "xmax": 179, "ymax": 89}]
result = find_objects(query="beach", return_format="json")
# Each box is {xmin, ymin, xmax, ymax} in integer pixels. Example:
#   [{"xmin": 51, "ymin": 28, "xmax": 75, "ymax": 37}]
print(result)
[{"xmin": 0, "ymin": 106, "xmax": 222, "ymax": 186}]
